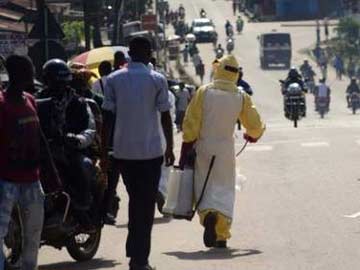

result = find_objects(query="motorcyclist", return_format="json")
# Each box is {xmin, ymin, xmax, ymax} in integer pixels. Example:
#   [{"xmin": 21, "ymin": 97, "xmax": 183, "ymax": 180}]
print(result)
[
  {"xmin": 178, "ymin": 4, "xmax": 185, "ymax": 19},
  {"xmin": 283, "ymin": 67, "xmax": 306, "ymax": 93},
  {"xmin": 225, "ymin": 20, "xmax": 233, "ymax": 37},
  {"xmin": 200, "ymin": 8, "xmax": 206, "ymax": 18},
  {"xmin": 236, "ymin": 16, "xmax": 244, "ymax": 33},
  {"xmin": 215, "ymin": 44, "xmax": 224, "ymax": 59},
  {"xmin": 300, "ymin": 60, "xmax": 316, "ymax": 80},
  {"xmin": 346, "ymin": 78, "xmax": 360, "ymax": 107},
  {"xmin": 36, "ymin": 59, "xmax": 96, "ymax": 223},
  {"xmin": 314, "ymin": 78, "xmax": 331, "ymax": 111},
  {"xmin": 282, "ymin": 67, "xmax": 307, "ymax": 117},
  {"xmin": 237, "ymin": 67, "xmax": 253, "ymax": 96},
  {"xmin": 226, "ymin": 37, "xmax": 234, "ymax": 54}
]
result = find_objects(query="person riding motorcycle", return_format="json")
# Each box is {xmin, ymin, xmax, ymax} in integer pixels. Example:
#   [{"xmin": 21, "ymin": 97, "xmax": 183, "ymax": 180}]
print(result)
[
  {"xmin": 215, "ymin": 44, "xmax": 225, "ymax": 59},
  {"xmin": 282, "ymin": 67, "xmax": 307, "ymax": 117},
  {"xmin": 36, "ymin": 59, "xmax": 96, "ymax": 223},
  {"xmin": 314, "ymin": 78, "xmax": 330, "ymax": 111},
  {"xmin": 200, "ymin": 8, "xmax": 206, "ymax": 18},
  {"xmin": 225, "ymin": 20, "xmax": 233, "ymax": 37},
  {"xmin": 226, "ymin": 37, "xmax": 234, "ymax": 54},
  {"xmin": 346, "ymin": 78, "xmax": 360, "ymax": 107},
  {"xmin": 236, "ymin": 16, "xmax": 244, "ymax": 33},
  {"xmin": 237, "ymin": 67, "xmax": 253, "ymax": 96},
  {"xmin": 283, "ymin": 67, "xmax": 306, "ymax": 94},
  {"xmin": 300, "ymin": 60, "xmax": 316, "ymax": 80}
]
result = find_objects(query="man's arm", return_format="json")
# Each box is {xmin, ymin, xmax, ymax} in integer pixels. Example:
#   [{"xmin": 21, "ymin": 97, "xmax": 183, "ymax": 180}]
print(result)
[{"xmin": 161, "ymin": 110, "xmax": 175, "ymax": 166}]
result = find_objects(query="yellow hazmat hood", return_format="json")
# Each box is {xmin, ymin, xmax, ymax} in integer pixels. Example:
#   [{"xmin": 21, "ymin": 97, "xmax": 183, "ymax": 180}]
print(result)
[{"xmin": 213, "ymin": 54, "xmax": 239, "ymax": 83}]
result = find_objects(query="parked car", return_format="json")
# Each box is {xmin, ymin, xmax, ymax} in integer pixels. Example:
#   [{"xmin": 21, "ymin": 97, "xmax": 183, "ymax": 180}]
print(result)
[
  {"xmin": 259, "ymin": 32, "xmax": 292, "ymax": 69},
  {"xmin": 190, "ymin": 18, "xmax": 216, "ymax": 43}
]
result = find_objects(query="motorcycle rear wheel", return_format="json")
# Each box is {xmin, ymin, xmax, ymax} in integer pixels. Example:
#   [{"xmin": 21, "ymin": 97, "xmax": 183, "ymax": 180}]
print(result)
[{"xmin": 66, "ymin": 228, "xmax": 101, "ymax": 262}]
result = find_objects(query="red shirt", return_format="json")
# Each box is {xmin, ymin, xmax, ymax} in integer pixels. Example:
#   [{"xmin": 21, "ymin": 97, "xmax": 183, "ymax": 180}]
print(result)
[{"xmin": 0, "ymin": 91, "xmax": 40, "ymax": 183}]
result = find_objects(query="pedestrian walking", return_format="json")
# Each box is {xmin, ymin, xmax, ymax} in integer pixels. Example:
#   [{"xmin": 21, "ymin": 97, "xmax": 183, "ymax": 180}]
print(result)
[
  {"xmin": 113, "ymin": 51, "xmax": 128, "ymax": 71},
  {"xmin": 175, "ymin": 82, "xmax": 191, "ymax": 132},
  {"xmin": 316, "ymin": 20, "xmax": 321, "ymax": 46},
  {"xmin": 101, "ymin": 37, "xmax": 175, "ymax": 270},
  {"xmin": 232, "ymin": 0, "xmax": 238, "ymax": 15},
  {"xmin": 0, "ymin": 55, "xmax": 58, "ymax": 270},
  {"xmin": 324, "ymin": 17, "xmax": 329, "ymax": 41},
  {"xmin": 197, "ymin": 59, "xmax": 205, "ymax": 84},
  {"xmin": 182, "ymin": 44, "xmax": 189, "ymax": 65},
  {"xmin": 192, "ymin": 52, "xmax": 201, "ymax": 71},
  {"xmin": 92, "ymin": 60, "xmax": 112, "ymax": 96},
  {"xmin": 179, "ymin": 55, "xmax": 265, "ymax": 248},
  {"xmin": 347, "ymin": 57, "xmax": 356, "ymax": 78},
  {"xmin": 333, "ymin": 54, "xmax": 344, "ymax": 80}
]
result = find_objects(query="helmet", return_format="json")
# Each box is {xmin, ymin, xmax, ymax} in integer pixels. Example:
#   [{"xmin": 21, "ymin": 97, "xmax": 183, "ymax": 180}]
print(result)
[
  {"xmin": 42, "ymin": 59, "xmax": 72, "ymax": 84},
  {"xmin": 289, "ymin": 67, "xmax": 299, "ymax": 78}
]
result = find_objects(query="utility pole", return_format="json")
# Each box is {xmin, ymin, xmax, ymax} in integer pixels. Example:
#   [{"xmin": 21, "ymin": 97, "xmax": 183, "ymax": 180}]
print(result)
[
  {"xmin": 112, "ymin": 0, "xmax": 123, "ymax": 45},
  {"xmin": 35, "ymin": 0, "xmax": 49, "ymax": 61}
]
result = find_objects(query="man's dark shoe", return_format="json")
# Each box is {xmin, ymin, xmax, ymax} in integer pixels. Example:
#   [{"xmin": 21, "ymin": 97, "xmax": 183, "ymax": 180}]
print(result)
[
  {"xmin": 156, "ymin": 191, "xmax": 165, "ymax": 213},
  {"xmin": 203, "ymin": 212, "xmax": 217, "ymax": 248},
  {"xmin": 130, "ymin": 264, "xmax": 156, "ymax": 270},
  {"xmin": 215, "ymin": 240, "xmax": 227, "ymax": 248}
]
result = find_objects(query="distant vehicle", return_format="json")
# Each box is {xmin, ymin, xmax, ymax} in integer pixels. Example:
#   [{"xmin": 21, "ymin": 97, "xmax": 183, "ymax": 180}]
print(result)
[
  {"xmin": 122, "ymin": 21, "xmax": 142, "ymax": 39},
  {"xmin": 191, "ymin": 18, "xmax": 216, "ymax": 43},
  {"xmin": 259, "ymin": 32, "xmax": 291, "ymax": 69}
]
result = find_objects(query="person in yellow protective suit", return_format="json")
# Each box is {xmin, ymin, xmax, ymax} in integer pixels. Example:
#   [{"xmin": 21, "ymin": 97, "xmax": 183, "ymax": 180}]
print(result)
[{"xmin": 179, "ymin": 55, "xmax": 265, "ymax": 248}]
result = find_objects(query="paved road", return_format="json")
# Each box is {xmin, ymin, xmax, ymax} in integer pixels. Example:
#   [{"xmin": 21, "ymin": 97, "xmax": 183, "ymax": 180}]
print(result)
[{"xmin": 38, "ymin": 1, "xmax": 360, "ymax": 270}]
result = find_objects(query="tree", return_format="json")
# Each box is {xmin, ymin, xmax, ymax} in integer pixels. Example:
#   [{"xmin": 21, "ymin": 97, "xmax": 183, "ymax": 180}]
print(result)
[
  {"xmin": 62, "ymin": 21, "xmax": 85, "ymax": 52},
  {"xmin": 83, "ymin": 0, "xmax": 104, "ymax": 50}
]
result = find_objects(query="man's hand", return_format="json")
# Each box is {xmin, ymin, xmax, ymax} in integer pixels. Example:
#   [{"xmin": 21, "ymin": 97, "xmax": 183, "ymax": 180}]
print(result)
[
  {"xmin": 243, "ymin": 133, "xmax": 258, "ymax": 143},
  {"xmin": 65, "ymin": 133, "xmax": 81, "ymax": 148},
  {"xmin": 165, "ymin": 147, "xmax": 175, "ymax": 167}
]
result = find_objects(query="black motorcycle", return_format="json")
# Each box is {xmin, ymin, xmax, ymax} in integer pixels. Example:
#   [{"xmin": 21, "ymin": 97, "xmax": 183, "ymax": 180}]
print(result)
[
  {"xmin": 5, "ymin": 167, "xmax": 106, "ymax": 269},
  {"xmin": 316, "ymin": 96, "xmax": 329, "ymax": 118},
  {"xmin": 280, "ymin": 81, "xmax": 306, "ymax": 128}
]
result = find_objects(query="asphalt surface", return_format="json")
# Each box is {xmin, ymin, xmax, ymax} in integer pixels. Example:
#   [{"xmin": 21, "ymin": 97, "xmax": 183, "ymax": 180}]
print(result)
[{"xmin": 38, "ymin": 1, "xmax": 360, "ymax": 270}]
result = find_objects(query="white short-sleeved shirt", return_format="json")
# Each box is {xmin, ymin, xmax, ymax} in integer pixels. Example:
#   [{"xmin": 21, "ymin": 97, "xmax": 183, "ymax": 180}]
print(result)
[
  {"xmin": 102, "ymin": 62, "xmax": 171, "ymax": 160},
  {"xmin": 92, "ymin": 77, "xmax": 107, "ymax": 96}
]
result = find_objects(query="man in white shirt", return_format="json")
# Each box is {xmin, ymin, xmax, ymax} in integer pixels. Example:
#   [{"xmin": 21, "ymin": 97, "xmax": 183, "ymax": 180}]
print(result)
[{"xmin": 101, "ymin": 37, "xmax": 174, "ymax": 270}]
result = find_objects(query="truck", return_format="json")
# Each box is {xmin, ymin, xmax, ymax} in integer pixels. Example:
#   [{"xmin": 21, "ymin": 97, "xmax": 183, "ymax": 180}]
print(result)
[{"xmin": 259, "ymin": 32, "xmax": 291, "ymax": 69}]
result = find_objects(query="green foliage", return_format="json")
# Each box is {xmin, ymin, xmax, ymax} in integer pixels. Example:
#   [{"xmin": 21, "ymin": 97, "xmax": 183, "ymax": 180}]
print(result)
[
  {"xmin": 335, "ymin": 17, "xmax": 360, "ymax": 43},
  {"xmin": 62, "ymin": 21, "xmax": 85, "ymax": 46},
  {"xmin": 332, "ymin": 17, "xmax": 360, "ymax": 60}
]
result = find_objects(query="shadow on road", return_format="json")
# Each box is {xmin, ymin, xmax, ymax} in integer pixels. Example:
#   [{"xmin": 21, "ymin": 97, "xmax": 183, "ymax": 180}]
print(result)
[
  {"xmin": 39, "ymin": 258, "xmax": 121, "ymax": 270},
  {"xmin": 164, "ymin": 248, "xmax": 262, "ymax": 260},
  {"xmin": 115, "ymin": 216, "xmax": 172, "ymax": 229}
]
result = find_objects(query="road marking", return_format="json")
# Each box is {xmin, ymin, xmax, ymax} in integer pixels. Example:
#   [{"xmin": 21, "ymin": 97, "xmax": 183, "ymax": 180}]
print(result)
[
  {"xmin": 245, "ymin": 145, "xmax": 274, "ymax": 152},
  {"xmin": 300, "ymin": 142, "xmax": 330, "ymax": 148},
  {"xmin": 344, "ymin": 211, "xmax": 360, "ymax": 218}
]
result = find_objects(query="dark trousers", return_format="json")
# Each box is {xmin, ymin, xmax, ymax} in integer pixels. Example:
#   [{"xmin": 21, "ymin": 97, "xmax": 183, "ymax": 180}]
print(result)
[
  {"xmin": 103, "ymin": 155, "xmax": 121, "ymax": 215},
  {"xmin": 116, "ymin": 156, "xmax": 163, "ymax": 266}
]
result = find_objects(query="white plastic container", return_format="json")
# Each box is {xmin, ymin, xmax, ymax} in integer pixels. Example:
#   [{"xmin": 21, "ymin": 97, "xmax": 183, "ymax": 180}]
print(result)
[{"xmin": 162, "ymin": 167, "xmax": 194, "ymax": 219}]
